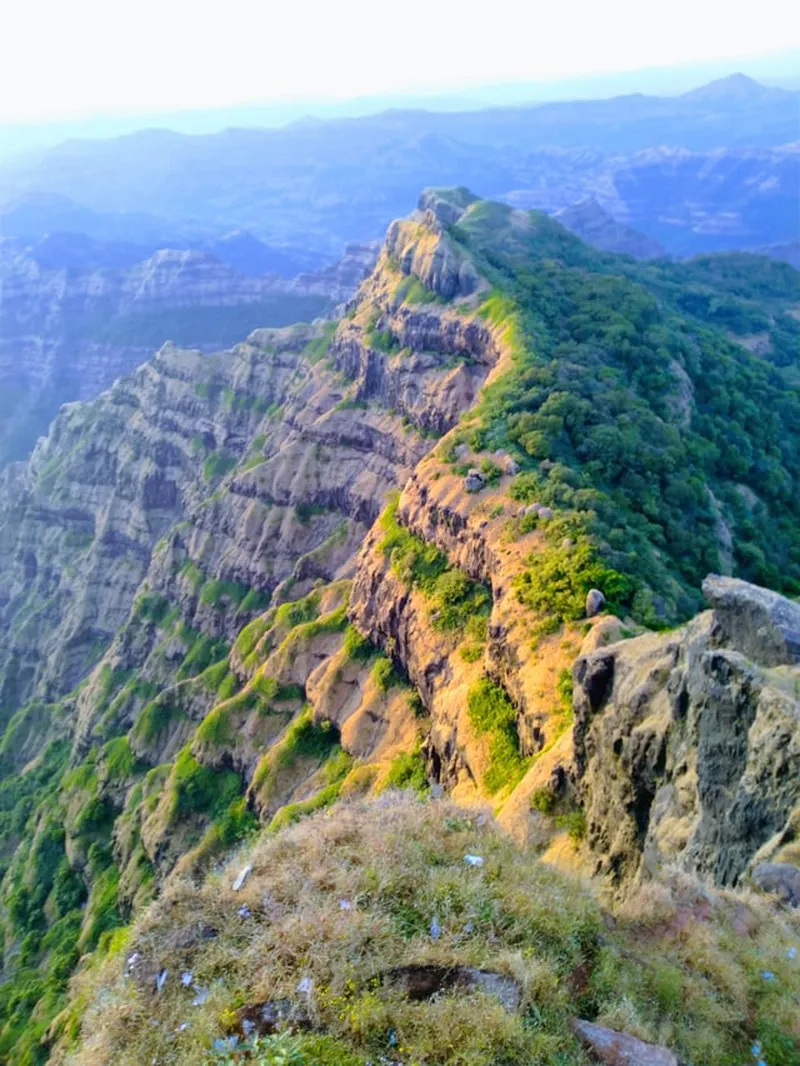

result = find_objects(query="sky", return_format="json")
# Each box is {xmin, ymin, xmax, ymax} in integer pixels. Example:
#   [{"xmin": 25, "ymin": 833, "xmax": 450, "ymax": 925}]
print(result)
[{"xmin": 2, "ymin": 0, "xmax": 799, "ymax": 125}]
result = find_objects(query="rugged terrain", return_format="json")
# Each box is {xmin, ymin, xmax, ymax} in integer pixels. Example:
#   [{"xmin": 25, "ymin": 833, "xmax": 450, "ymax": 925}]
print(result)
[
  {"xmin": 0, "ymin": 188, "xmax": 798, "ymax": 1064},
  {"xmin": 0, "ymin": 239, "xmax": 377, "ymax": 465},
  {"xmin": 1, "ymin": 76, "xmax": 797, "ymax": 261}
]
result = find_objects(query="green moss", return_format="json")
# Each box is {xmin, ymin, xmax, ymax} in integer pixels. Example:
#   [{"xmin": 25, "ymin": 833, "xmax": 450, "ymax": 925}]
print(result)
[
  {"xmin": 343, "ymin": 624, "xmax": 374, "ymax": 661},
  {"xmin": 79, "ymin": 864, "xmax": 123, "ymax": 951},
  {"xmin": 179, "ymin": 558, "xmax": 205, "ymax": 591},
  {"xmin": 203, "ymin": 451, "xmax": 236, "ymax": 482},
  {"xmin": 269, "ymin": 749, "xmax": 353, "ymax": 833},
  {"xmin": 304, "ymin": 320, "xmax": 338, "ymax": 363},
  {"xmin": 239, "ymin": 586, "xmax": 270, "ymax": 614},
  {"xmin": 467, "ymin": 678, "xmax": 528, "ymax": 794},
  {"xmin": 379, "ymin": 495, "xmax": 448, "ymax": 592},
  {"xmin": 234, "ymin": 615, "xmax": 270, "ymax": 661},
  {"xmin": 200, "ymin": 797, "xmax": 259, "ymax": 856},
  {"xmin": 383, "ymin": 747, "xmax": 429, "ymax": 796},
  {"xmin": 176, "ymin": 629, "xmax": 230, "ymax": 681},
  {"xmin": 100, "ymin": 737, "xmax": 140, "ymax": 781},
  {"xmin": 133, "ymin": 592, "xmax": 171, "ymax": 624},
  {"xmin": 131, "ymin": 699, "xmax": 188, "ymax": 746},
  {"xmin": 371, "ymin": 656, "xmax": 401, "ymax": 693},
  {"xmin": 379, "ymin": 498, "xmax": 490, "ymax": 636},
  {"xmin": 171, "ymin": 748, "xmax": 242, "ymax": 820},
  {"xmin": 366, "ymin": 324, "xmax": 400, "ymax": 353},
  {"xmin": 274, "ymin": 591, "xmax": 321, "ymax": 629},
  {"xmin": 276, "ymin": 711, "xmax": 340, "ymax": 769},
  {"xmin": 397, "ymin": 274, "xmax": 438, "ymax": 305},
  {"xmin": 199, "ymin": 578, "xmax": 249, "ymax": 609},
  {"xmin": 195, "ymin": 704, "xmax": 236, "ymax": 747}
]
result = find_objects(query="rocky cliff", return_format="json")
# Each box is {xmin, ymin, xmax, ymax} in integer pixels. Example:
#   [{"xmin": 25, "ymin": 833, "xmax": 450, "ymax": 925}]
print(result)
[
  {"xmin": 573, "ymin": 575, "xmax": 800, "ymax": 890},
  {"xmin": 0, "ymin": 188, "xmax": 798, "ymax": 1065},
  {"xmin": 0, "ymin": 239, "xmax": 377, "ymax": 466}
]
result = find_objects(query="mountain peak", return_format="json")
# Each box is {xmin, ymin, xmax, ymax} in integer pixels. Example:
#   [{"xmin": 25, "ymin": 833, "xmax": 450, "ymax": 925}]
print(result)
[{"xmin": 681, "ymin": 72, "xmax": 788, "ymax": 102}]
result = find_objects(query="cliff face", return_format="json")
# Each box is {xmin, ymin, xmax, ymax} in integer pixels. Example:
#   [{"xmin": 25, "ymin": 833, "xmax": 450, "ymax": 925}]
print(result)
[
  {"xmin": 572, "ymin": 576, "xmax": 800, "ymax": 890},
  {"xmin": 0, "ymin": 188, "xmax": 799, "ymax": 1065},
  {"xmin": 0, "ymin": 239, "xmax": 377, "ymax": 467}
]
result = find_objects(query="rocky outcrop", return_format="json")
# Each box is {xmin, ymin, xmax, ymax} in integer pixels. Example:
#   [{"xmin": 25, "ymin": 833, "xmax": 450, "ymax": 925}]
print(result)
[
  {"xmin": 702, "ymin": 573, "xmax": 800, "ymax": 666},
  {"xmin": 573, "ymin": 577, "xmax": 800, "ymax": 888}
]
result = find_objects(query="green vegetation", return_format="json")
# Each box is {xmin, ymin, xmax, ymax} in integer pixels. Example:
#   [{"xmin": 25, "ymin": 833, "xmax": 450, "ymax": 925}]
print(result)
[
  {"xmin": 370, "ymin": 655, "xmax": 401, "ymax": 693},
  {"xmin": 379, "ymin": 496, "xmax": 492, "ymax": 636},
  {"xmin": 276, "ymin": 711, "xmax": 341, "ymax": 768},
  {"xmin": 203, "ymin": 451, "xmax": 237, "ymax": 482},
  {"xmin": 382, "ymin": 747, "xmax": 429, "ymax": 796},
  {"xmin": 467, "ymin": 678, "xmax": 527, "ymax": 794},
  {"xmin": 304, "ymin": 320, "xmax": 338, "ymax": 363},
  {"xmin": 131, "ymin": 698, "xmax": 188, "ymax": 746},
  {"xmin": 176, "ymin": 627, "xmax": 230, "ymax": 680},
  {"xmin": 100, "ymin": 737, "xmax": 140, "ymax": 781},
  {"xmin": 396, "ymin": 273, "xmax": 438, "ymax": 305},
  {"xmin": 342, "ymin": 623, "xmax": 374, "ymax": 661},
  {"xmin": 269, "ymin": 748, "xmax": 353, "ymax": 832},
  {"xmin": 199, "ymin": 577, "xmax": 249, "ymax": 609},
  {"xmin": 66, "ymin": 796, "xmax": 800, "ymax": 1066},
  {"xmin": 171, "ymin": 748, "xmax": 242, "ymax": 820},
  {"xmin": 379, "ymin": 495, "xmax": 448, "ymax": 589},
  {"xmin": 133, "ymin": 591, "xmax": 172, "ymax": 624},
  {"xmin": 428, "ymin": 569, "xmax": 491, "ymax": 633},
  {"xmin": 274, "ymin": 591, "xmax": 321, "ymax": 630},
  {"xmin": 365, "ymin": 310, "xmax": 401, "ymax": 353},
  {"xmin": 449, "ymin": 203, "xmax": 800, "ymax": 621}
]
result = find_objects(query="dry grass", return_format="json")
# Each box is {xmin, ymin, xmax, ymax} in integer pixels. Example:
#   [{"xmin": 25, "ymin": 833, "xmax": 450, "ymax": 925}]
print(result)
[{"xmin": 56, "ymin": 795, "xmax": 800, "ymax": 1066}]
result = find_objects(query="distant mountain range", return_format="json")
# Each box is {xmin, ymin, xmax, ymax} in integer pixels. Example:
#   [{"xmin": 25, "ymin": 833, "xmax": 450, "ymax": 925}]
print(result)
[{"xmin": 0, "ymin": 74, "xmax": 797, "ymax": 263}]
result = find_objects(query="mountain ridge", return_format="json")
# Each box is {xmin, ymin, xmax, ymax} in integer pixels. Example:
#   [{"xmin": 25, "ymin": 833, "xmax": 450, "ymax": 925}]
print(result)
[{"xmin": 0, "ymin": 188, "xmax": 797, "ymax": 1064}]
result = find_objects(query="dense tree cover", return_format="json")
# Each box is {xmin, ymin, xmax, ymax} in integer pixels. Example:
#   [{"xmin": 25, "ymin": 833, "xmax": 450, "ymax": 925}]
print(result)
[{"xmin": 451, "ymin": 205, "xmax": 800, "ymax": 621}]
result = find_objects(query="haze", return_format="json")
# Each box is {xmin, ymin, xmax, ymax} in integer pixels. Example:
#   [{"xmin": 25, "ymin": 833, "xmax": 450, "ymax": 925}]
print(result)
[{"xmin": 4, "ymin": 0, "xmax": 799, "ymax": 125}]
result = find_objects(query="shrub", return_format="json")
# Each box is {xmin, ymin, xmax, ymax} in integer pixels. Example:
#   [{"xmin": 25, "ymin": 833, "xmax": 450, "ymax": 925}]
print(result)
[
  {"xmin": 343, "ymin": 624, "xmax": 374, "ymax": 661},
  {"xmin": 467, "ymin": 678, "xmax": 527, "ymax": 794},
  {"xmin": 171, "ymin": 748, "xmax": 241, "ymax": 819},
  {"xmin": 371, "ymin": 656, "xmax": 400, "ymax": 693},
  {"xmin": 383, "ymin": 748, "xmax": 429, "ymax": 796}
]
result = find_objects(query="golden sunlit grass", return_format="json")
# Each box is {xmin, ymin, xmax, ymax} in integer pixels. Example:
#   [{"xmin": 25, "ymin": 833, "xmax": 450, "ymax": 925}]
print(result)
[{"xmin": 57, "ymin": 794, "xmax": 800, "ymax": 1066}]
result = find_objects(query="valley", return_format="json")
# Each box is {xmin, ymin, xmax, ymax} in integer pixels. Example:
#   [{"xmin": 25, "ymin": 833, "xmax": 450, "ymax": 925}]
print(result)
[{"xmin": 0, "ymin": 187, "xmax": 797, "ymax": 1065}]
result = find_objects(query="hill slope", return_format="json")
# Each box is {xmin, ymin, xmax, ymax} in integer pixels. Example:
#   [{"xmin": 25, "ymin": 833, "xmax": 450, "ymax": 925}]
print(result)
[{"xmin": 0, "ymin": 189, "xmax": 798, "ymax": 1064}]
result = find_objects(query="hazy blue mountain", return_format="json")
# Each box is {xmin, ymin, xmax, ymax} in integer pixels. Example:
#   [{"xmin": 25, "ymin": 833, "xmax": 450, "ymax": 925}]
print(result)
[{"xmin": 0, "ymin": 75, "xmax": 796, "ymax": 263}]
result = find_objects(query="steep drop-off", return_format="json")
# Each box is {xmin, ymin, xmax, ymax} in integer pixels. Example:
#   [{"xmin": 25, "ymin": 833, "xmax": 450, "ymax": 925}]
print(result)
[
  {"xmin": 0, "ymin": 239, "xmax": 377, "ymax": 466},
  {"xmin": 0, "ymin": 188, "xmax": 798, "ymax": 1064}
]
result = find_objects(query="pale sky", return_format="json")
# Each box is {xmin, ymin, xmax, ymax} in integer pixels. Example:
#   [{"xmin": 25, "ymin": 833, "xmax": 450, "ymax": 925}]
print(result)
[{"xmin": 2, "ymin": 0, "xmax": 798, "ymax": 124}]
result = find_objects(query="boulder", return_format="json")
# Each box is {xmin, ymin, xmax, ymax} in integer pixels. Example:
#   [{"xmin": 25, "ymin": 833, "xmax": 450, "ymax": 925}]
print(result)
[
  {"xmin": 586, "ymin": 589, "xmax": 606, "ymax": 617},
  {"xmin": 464, "ymin": 469, "xmax": 485, "ymax": 493},
  {"xmin": 570, "ymin": 1019, "xmax": 681, "ymax": 1066},
  {"xmin": 752, "ymin": 862, "xmax": 800, "ymax": 907},
  {"xmin": 538, "ymin": 506, "xmax": 553, "ymax": 519},
  {"xmin": 702, "ymin": 574, "xmax": 800, "ymax": 666}
]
